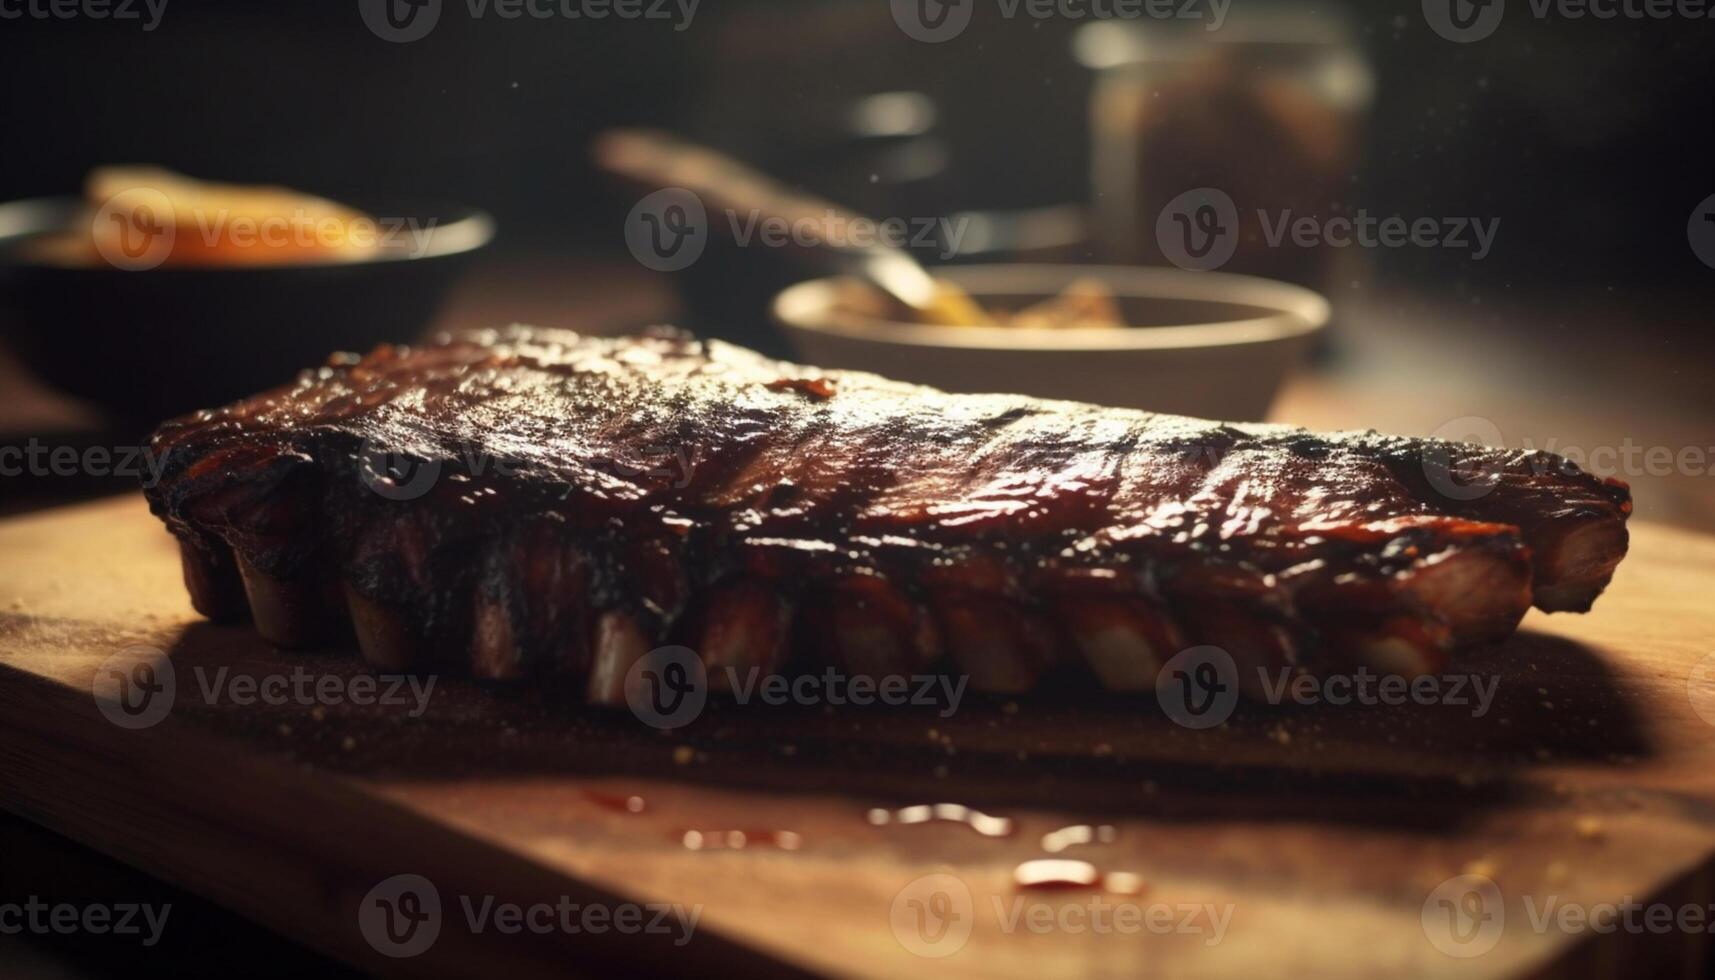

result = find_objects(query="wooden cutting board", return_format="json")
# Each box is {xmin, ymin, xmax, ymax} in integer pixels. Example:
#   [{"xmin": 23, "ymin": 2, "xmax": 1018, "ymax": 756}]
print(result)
[{"xmin": 4, "ymin": 495, "xmax": 1715, "ymax": 979}]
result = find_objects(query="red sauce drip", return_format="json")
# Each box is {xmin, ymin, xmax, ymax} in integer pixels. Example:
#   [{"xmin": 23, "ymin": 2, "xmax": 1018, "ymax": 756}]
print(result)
[
  {"xmin": 1013, "ymin": 860, "xmax": 1147, "ymax": 896},
  {"xmin": 1040, "ymin": 823, "xmax": 1117, "ymax": 853},
  {"xmin": 583, "ymin": 790, "xmax": 646, "ymax": 814},
  {"xmin": 764, "ymin": 377, "xmax": 838, "ymax": 400},
  {"xmin": 1013, "ymin": 859, "xmax": 1101, "ymax": 889},
  {"xmin": 680, "ymin": 829, "xmax": 803, "ymax": 851}
]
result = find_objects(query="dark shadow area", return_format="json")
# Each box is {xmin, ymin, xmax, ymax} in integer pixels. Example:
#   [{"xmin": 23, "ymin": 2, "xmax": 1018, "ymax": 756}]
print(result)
[
  {"xmin": 0, "ymin": 809, "xmax": 359, "ymax": 979},
  {"xmin": 155, "ymin": 620, "xmax": 1654, "ymax": 833}
]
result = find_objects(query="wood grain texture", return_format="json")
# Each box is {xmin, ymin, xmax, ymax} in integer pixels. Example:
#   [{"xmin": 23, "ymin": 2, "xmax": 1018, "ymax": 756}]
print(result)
[{"xmin": 2, "ymin": 495, "xmax": 1715, "ymax": 978}]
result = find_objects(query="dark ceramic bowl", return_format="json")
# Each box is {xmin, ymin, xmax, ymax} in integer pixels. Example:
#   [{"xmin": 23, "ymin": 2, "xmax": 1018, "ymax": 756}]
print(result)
[{"xmin": 0, "ymin": 196, "xmax": 494, "ymax": 425}]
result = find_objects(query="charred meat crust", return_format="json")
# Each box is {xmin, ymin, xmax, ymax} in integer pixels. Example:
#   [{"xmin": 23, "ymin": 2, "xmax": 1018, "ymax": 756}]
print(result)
[{"xmin": 143, "ymin": 326, "xmax": 1631, "ymax": 695}]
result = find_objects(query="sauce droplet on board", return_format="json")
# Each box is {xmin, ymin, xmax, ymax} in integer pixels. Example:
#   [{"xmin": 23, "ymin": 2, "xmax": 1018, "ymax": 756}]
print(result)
[
  {"xmin": 584, "ymin": 790, "xmax": 647, "ymax": 814},
  {"xmin": 1014, "ymin": 859, "xmax": 1101, "ymax": 889},
  {"xmin": 1013, "ymin": 859, "xmax": 1148, "ymax": 896},
  {"xmin": 1040, "ymin": 823, "xmax": 1117, "ymax": 853},
  {"xmin": 1102, "ymin": 872, "xmax": 1147, "ymax": 897},
  {"xmin": 764, "ymin": 377, "xmax": 838, "ymax": 400},
  {"xmin": 681, "ymin": 829, "xmax": 804, "ymax": 851},
  {"xmin": 866, "ymin": 803, "xmax": 1015, "ymax": 838}
]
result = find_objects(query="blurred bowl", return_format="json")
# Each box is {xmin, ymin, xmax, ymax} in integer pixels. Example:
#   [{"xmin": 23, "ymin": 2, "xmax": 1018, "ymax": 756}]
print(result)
[
  {"xmin": 773, "ymin": 264, "xmax": 1328, "ymax": 421},
  {"xmin": 0, "ymin": 196, "xmax": 493, "ymax": 425}
]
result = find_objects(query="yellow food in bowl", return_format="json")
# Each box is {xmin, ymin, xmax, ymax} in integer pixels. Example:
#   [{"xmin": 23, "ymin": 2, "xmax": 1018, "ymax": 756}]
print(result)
[
  {"xmin": 23, "ymin": 166, "xmax": 384, "ymax": 268},
  {"xmin": 858, "ymin": 276, "xmax": 1130, "ymax": 330}
]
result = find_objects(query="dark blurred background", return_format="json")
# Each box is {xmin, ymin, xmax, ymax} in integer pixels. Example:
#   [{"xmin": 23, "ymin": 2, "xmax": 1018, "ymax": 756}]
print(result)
[
  {"xmin": 0, "ymin": 1, "xmax": 1710, "ymax": 510},
  {"xmin": 3, "ymin": 1, "xmax": 1711, "ymax": 281}
]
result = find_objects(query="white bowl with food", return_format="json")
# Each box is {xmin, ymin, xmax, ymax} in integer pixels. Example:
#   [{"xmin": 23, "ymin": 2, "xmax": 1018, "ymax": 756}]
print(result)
[{"xmin": 771, "ymin": 264, "xmax": 1329, "ymax": 421}]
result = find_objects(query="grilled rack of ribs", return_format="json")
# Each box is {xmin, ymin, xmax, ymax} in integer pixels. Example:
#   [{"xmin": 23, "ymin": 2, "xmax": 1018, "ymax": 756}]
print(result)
[{"xmin": 144, "ymin": 326, "xmax": 1631, "ymax": 701}]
